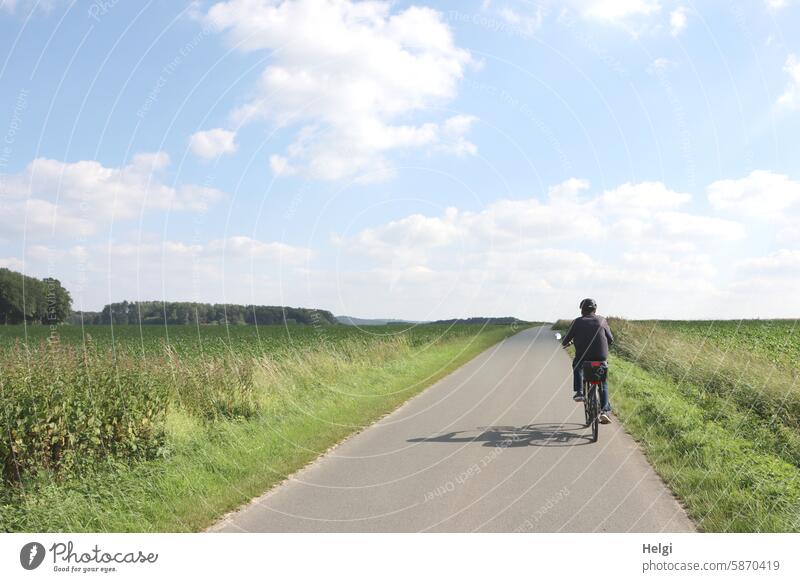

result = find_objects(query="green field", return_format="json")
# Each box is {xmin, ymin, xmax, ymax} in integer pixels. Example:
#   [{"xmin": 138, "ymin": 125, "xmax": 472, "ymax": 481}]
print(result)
[
  {"xmin": 646, "ymin": 320, "xmax": 800, "ymax": 373},
  {"xmin": 0, "ymin": 321, "xmax": 470, "ymax": 355},
  {"xmin": 1, "ymin": 322, "xmax": 523, "ymax": 531},
  {"xmin": 554, "ymin": 318, "xmax": 800, "ymax": 532}
]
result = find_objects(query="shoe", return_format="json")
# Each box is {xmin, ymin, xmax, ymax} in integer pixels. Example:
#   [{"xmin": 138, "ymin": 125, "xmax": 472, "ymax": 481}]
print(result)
[
  {"xmin": 599, "ymin": 412, "xmax": 611, "ymax": 424},
  {"xmin": 573, "ymin": 392, "xmax": 585, "ymax": 402}
]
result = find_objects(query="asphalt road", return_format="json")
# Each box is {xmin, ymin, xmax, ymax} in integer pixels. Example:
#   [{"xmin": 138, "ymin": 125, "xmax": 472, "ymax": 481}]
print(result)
[{"xmin": 211, "ymin": 326, "xmax": 694, "ymax": 532}]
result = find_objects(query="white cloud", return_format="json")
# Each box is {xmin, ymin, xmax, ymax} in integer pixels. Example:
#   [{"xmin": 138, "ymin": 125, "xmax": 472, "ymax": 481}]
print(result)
[
  {"xmin": 461, "ymin": 180, "xmax": 603, "ymax": 243},
  {"xmin": 96, "ymin": 235, "xmax": 312, "ymax": 267},
  {"xmin": 648, "ymin": 57, "xmax": 677, "ymax": 73},
  {"xmin": 0, "ymin": 256, "xmax": 24, "ymax": 270},
  {"xmin": 436, "ymin": 115, "xmax": 479, "ymax": 156},
  {"xmin": 337, "ymin": 210, "xmax": 462, "ymax": 273},
  {"xmin": 669, "ymin": 6, "xmax": 687, "ymax": 36},
  {"xmin": 269, "ymin": 154, "xmax": 297, "ymax": 176},
  {"xmin": 707, "ymin": 170, "xmax": 800, "ymax": 221},
  {"xmin": 623, "ymin": 250, "xmax": 715, "ymax": 278},
  {"xmin": 0, "ymin": 198, "xmax": 92, "ymax": 240},
  {"xmin": 738, "ymin": 249, "xmax": 800, "ymax": 276},
  {"xmin": 599, "ymin": 181, "xmax": 691, "ymax": 215},
  {"xmin": 655, "ymin": 211, "xmax": 746, "ymax": 241},
  {"xmin": 484, "ymin": 248, "xmax": 594, "ymax": 276},
  {"xmin": 0, "ymin": 153, "xmax": 226, "ymax": 239},
  {"xmin": 206, "ymin": 235, "xmax": 313, "ymax": 265},
  {"xmin": 324, "ymin": 175, "xmax": 757, "ymax": 319},
  {"xmin": 497, "ymin": 4, "xmax": 546, "ymax": 35},
  {"xmin": 342, "ymin": 177, "xmax": 745, "ymax": 263},
  {"xmin": 336, "ymin": 177, "xmax": 744, "ymax": 279},
  {"xmin": 777, "ymin": 54, "xmax": 800, "ymax": 110},
  {"xmin": 22, "ymin": 235, "xmax": 314, "ymax": 309},
  {"xmin": 205, "ymin": 0, "xmax": 475, "ymax": 181},
  {"xmin": 548, "ymin": 177, "xmax": 590, "ymax": 200},
  {"xmin": 189, "ymin": 128, "xmax": 238, "ymax": 159}
]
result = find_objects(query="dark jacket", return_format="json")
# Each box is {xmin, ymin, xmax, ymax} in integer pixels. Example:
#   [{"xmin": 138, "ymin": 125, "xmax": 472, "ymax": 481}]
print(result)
[{"xmin": 561, "ymin": 314, "xmax": 614, "ymax": 361}]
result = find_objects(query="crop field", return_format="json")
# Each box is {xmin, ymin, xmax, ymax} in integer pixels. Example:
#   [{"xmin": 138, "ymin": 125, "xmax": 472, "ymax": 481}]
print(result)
[
  {"xmin": 645, "ymin": 320, "xmax": 800, "ymax": 374},
  {"xmin": 554, "ymin": 317, "xmax": 800, "ymax": 532},
  {"xmin": 0, "ymin": 321, "xmax": 480, "ymax": 356},
  {"xmin": 1, "ymin": 322, "xmax": 522, "ymax": 531}
]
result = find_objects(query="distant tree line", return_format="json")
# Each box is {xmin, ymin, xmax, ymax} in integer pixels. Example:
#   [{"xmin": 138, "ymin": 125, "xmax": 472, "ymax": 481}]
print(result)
[
  {"xmin": 70, "ymin": 301, "xmax": 338, "ymax": 326},
  {"xmin": 0, "ymin": 268, "xmax": 72, "ymax": 325}
]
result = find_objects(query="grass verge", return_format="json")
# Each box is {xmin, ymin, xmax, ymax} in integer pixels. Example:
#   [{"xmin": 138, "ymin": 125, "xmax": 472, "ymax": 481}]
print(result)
[
  {"xmin": 610, "ymin": 355, "xmax": 800, "ymax": 532},
  {"xmin": 2, "ymin": 326, "xmax": 519, "ymax": 532}
]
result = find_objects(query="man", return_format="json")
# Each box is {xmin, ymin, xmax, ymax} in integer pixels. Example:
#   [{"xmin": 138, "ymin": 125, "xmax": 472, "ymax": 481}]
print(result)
[{"xmin": 561, "ymin": 298, "xmax": 613, "ymax": 424}]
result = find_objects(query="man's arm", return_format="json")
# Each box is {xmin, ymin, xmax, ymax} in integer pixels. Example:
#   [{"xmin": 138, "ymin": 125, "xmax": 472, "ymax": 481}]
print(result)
[
  {"xmin": 561, "ymin": 319, "xmax": 576, "ymax": 347},
  {"xmin": 603, "ymin": 318, "xmax": 614, "ymax": 347}
]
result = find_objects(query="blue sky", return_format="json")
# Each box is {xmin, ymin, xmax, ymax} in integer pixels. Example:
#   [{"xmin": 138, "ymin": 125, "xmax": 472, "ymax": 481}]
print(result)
[{"xmin": 1, "ymin": 0, "xmax": 799, "ymax": 320}]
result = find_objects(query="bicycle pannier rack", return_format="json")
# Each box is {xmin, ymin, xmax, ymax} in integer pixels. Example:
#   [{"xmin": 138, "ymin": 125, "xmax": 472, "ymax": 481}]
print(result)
[{"xmin": 582, "ymin": 361, "xmax": 608, "ymax": 382}]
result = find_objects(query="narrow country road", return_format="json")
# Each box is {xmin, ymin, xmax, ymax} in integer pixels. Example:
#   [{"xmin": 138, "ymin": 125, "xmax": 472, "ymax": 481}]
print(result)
[{"xmin": 211, "ymin": 326, "xmax": 694, "ymax": 532}]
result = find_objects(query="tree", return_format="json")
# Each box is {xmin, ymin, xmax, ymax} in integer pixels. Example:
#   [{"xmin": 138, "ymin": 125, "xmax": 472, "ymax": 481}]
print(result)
[
  {"xmin": 40, "ymin": 277, "xmax": 72, "ymax": 324},
  {"xmin": 0, "ymin": 268, "xmax": 72, "ymax": 324}
]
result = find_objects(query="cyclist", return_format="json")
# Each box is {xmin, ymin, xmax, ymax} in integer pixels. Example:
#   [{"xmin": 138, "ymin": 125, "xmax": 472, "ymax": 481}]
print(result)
[{"xmin": 561, "ymin": 298, "xmax": 613, "ymax": 424}]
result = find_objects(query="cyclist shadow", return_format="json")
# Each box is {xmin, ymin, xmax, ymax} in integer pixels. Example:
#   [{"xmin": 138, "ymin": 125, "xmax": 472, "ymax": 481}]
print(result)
[{"xmin": 407, "ymin": 423, "xmax": 592, "ymax": 448}]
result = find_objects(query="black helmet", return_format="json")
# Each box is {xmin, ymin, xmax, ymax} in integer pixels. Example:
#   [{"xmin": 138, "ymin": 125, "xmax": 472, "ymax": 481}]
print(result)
[{"xmin": 580, "ymin": 298, "xmax": 597, "ymax": 312}]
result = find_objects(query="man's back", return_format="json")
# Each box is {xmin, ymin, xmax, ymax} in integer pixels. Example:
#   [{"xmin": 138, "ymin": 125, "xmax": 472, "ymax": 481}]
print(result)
[{"xmin": 562, "ymin": 314, "xmax": 614, "ymax": 361}]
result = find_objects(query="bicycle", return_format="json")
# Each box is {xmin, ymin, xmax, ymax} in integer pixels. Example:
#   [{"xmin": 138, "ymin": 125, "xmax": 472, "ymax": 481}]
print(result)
[
  {"xmin": 561, "ymin": 339, "xmax": 608, "ymax": 443},
  {"xmin": 581, "ymin": 361, "xmax": 607, "ymax": 443}
]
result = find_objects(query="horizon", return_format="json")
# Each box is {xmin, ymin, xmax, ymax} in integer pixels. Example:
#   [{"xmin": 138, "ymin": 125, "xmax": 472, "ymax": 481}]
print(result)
[
  {"xmin": 1, "ymin": 1, "xmax": 799, "ymax": 321},
  {"xmin": 38, "ymin": 292, "xmax": 800, "ymax": 325}
]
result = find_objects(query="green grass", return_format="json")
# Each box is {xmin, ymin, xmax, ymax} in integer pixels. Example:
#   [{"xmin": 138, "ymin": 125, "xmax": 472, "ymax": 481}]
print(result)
[
  {"xmin": 553, "ymin": 317, "xmax": 800, "ymax": 532},
  {"xmin": 1, "ymin": 323, "xmax": 520, "ymax": 531}
]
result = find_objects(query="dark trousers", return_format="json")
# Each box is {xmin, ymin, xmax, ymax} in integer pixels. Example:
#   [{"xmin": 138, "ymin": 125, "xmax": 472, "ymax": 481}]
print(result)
[{"xmin": 572, "ymin": 357, "xmax": 611, "ymax": 412}]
